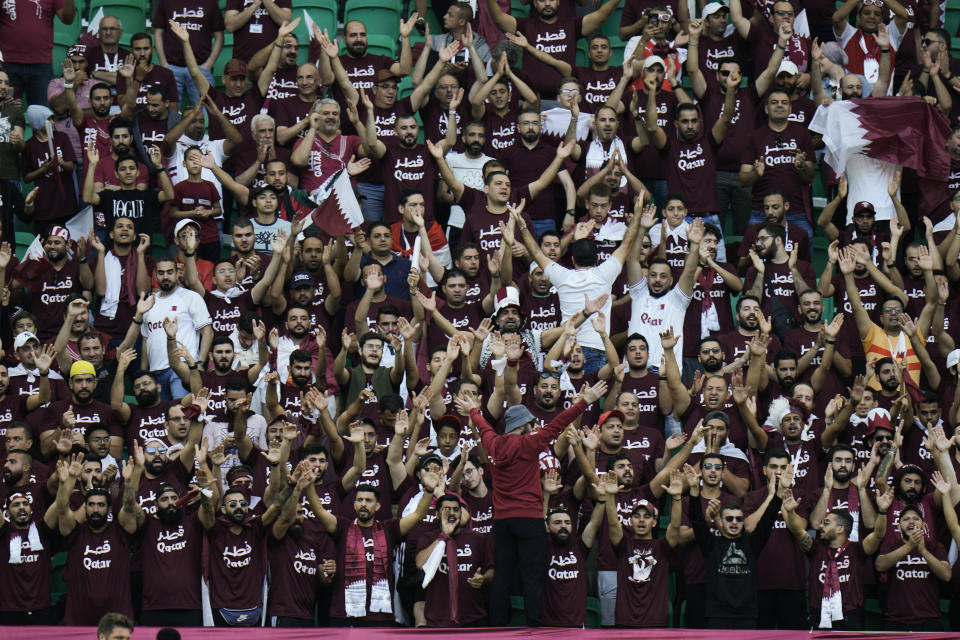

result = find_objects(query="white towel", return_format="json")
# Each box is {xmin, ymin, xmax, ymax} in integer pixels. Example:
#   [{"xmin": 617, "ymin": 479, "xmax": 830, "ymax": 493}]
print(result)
[
  {"xmin": 541, "ymin": 108, "xmax": 592, "ymax": 141},
  {"xmin": 8, "ymin": 522, "xmax": 43, "ymax": 564},
  {"xmin": 421, "ymin": 540, "xmax": 446, "ymax": 588},
  {"xmin": 99, "ymin": 251, "xmax": 123, "ymax": 320}
]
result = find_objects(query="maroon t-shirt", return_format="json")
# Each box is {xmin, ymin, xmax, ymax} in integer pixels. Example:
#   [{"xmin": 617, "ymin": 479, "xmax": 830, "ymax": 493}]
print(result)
[
  {"xmin": 426, "ymin": 299, "xmax": 484, "ymax": 351},
  {"xmin": 632, "ymin": 89, "xmax": 678, "ymax": 180},
  {"xmin": 422, "ymin": 528, "xmax": 493, "ymax": 626},
  {"xmin": 153, "ymin": 0, "xmax": 225, "ymax": 67},
  {"xmin": 717, "ymin": 330, "xmax": 782, "ymax": 366},
  {"xmin": 381, "ymin": 141, "xmax": 436, "ymax": 225},
  {"xmin": 37, "ymin": 397, "xmax": 118, "ymax": 441},
  {"xmin": 745, "ymin": 21, "xmax": 810, "ymax": 80},
  {"xmin": 879, "ymin": 537, "xmax": 948, "ymax": 624},
  {"xmin": 482, "ymin": 106, "xmax": 519, "ymax": 156},
  {"xmin": 123, "ymin": 401, "xmax": 171, "ymax": 452},
  {"xmin": 273, "ymin": 96, "xmax": 315, "ymax": 146},
  {"xmin": 540, "ymin": 535, "xmax": 589, "ymax": 627},
  {"xmin": 515, "ymin": 15, "xmax": 584, "ymax": 96},
  {"xmin": 520, "ymin": 289, "xmax": 562, "ymax": 333},
  {"xmin": 337, "ymin": 447, "xmax": 396, "ymax": 521},
  {"xmin": 329, "ymin": 515, "xmax": 403, "ymax": 622},
  {"xmin": 698, "ymin": 34, "xmax": 744, "ymax": 76},
  {"xmin": 682, "ymin": 262, "xmax": 737, "ymax": 357},
  {"xmin": 614, "ymin": 535, "xmax": 672, "ymax": 627},
  {"xmin": 0, "ymin": 521, "xmax": 53, "ymax": 612},
  {"xmin": 266, "ymin": 527, "xmax": 336, "ymax": 619},
  {"xmin": 354, "ymin": 96, "xmax": 414, "ymax": 183},
  {"xmin": 740, "ymin": 122, "xmax": 815, "ymax": 217},
  {"xmin": 64, "ymin": 522, "xmax": 134, "ymax": 624},
  {"xmin": 664, "ymin": 128, "xmax": 720, "ymax": 214},
  {"xmin": 498, "ymin": 142, "xmax": 559, "ymax": 222},
  {"xmin": 458, "ymin": 186, "xmax": 534, "ymax": 257},
  {"xmin": 199, "ymin": 370, "xmax": 233, "ymax": 420},
  {"xmin": 117, "ymin": 66, "xmax": 179, "ymax": 109},
  {"xmin": 205, "ymin": 288, "xmax": 255, "ymax": 337},
  {"xmin": 418, "ymin": 98, "xmax": 471, "ymax": 154},
  {"xmin": 209, "ymin": 86, "xmax": 263, "ymax": 146},
  {"xmin": 263, "ymin": 66, "xmax": 299, "ymax": 107},
  {"xmin": 24, "ymin": 260, "xmax": 83, "ymax": 341},
  {"xmin": 584, "ymin": 484, "xmax": 655, "ymax": 571},
  {"xmin": 205, "ymin": 517, "xmax": 269, "ymax": 609},
  {"xmin": 328, "ymin": 52, "xmax": 396, "ymax": 130},
  {"xmin": 173, "ymin": 179, "xmax": 221, "ymax": 244},
  {"xmin": 620, "ymin": 371, "xmax": 665, "ymax": 435},
  {"xmin": 783, "ymin": 325, "xmax": 849, "ymax": 415},
  {"xmin": 805, "ymin": 539, "xmax": 868, "ymax": 615},
  {"xmin": 140, "ymin": 511, "xmax": 204, "ymax": 611},
  {"xmin": 22, "ymin": 133, "xmax": 78, "ymax": 224},
  {"xmin": 134, "ymin": 110, "xmax": 170, "ymax": 150},
  {"xmin": 575, "ymin": 66, "xmax": 622, "ymax": 111},
  {"xmin": 742, "ymin": 259, "xmax": 817, "ymax": 324},
  {"xmin": 743, "ymin": 487, "xmax": 811, "ymax": 591},
  {"xmin": 0, "ymin": 0, "xmax": 64, "ymax": 64},
  {"xmin": 0, "ymin": 393, "xmax": 29, "ymax": 454},
  {"xmin": 740, "ymin": 220, "xmax": 812, "ymax": 264},
  {"xmin": 226, "ymin": 0, "xmax": 291, "ymax": 61},
  {"xmin": 700, "ymin": 85, "xmax": 757, "ymax": 172},
  {"xmin": 85, "ymin": 45, "xmax": 129, "ymax": 78},
  {"xmin": 293, "ymin": 133, "xmax": 363, "ymax": 193}
]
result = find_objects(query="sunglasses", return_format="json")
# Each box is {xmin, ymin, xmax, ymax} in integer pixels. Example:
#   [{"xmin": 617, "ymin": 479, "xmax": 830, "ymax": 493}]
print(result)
[
  {"xmin": 145, "ymin": 445, "xmax": 168, "ymax": 455},
  {"xmin": 540, "ymin": 371, "xmax": 561, "ymax": 379},
  {"xmin": 227, "ymin": 500, "xmax": 249, "ymax": 508},
  {"xmin": 647, "ymin": 12, "xmax": 672, "ymax": 22},
  {"xmin": 724, "ymin": 515, "xmax": 744, "ymax": 523},
  {"xmin": 861, "ymin": 0, "xmax": 884, "ymax": 5},
  {"xmin": 922, "ymin": 38, "xmax": 943, "ymax": 47},
  {"xmin": 702, "ymin": 462, "xmax": 724, "ymax": 470}
]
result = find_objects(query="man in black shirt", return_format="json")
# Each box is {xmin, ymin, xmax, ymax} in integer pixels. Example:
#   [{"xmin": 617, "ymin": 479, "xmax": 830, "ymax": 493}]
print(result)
[{"xmin": 688, "ymin": 412, "xmax": 783, "ymax": 629}]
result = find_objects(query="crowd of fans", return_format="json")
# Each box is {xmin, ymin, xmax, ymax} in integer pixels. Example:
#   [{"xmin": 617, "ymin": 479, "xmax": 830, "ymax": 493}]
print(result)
[{"xmin": 1, "ymin": 0, "xmax": 960, "ymax": 632}]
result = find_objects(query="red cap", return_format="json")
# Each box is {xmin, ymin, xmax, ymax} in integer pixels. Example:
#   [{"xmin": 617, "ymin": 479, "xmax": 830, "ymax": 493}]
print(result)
[
  {"xmin": 223, "ymin": 58, "xmax": 248, "ymax": 78},
  {"xmin": 597, "ymin": 409, "xmax": 625, "ymax": 425},
  {"xmin": 852, "ymin": 201, "xmax": 875, "ymax": 217}
]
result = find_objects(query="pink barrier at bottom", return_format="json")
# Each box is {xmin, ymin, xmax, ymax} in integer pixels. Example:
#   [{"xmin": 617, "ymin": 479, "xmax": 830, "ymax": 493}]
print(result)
[{"xmin": 1, "ymin": 627, "xmax": 957, "ymax": 639}]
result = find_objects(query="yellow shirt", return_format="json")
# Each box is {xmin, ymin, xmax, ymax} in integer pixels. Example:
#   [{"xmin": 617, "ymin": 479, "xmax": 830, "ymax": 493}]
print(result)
[{"xmin": 862, "ymin": 322, "xmax": 922, "ymax": 387}]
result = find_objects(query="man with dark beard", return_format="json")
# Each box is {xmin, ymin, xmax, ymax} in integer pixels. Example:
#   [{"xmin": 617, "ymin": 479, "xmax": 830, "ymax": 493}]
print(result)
[
  {"xmin": 742, "ymin": 223, "xmax": 815, "ymax": 334},
  {"xmin": 523, "ymin": 373, "xmax": 563, "ymax": 425},
  {"xmin": 130, "ymin": 414, "xmax": 201, "ymax": 517},
  {"xmin": 718, "ymin": 296, "xmax": 782, "ymax": 367},
  {"xmin": 263, "ymin": 349, "xmax": 316, "ymax": 423},
  {"xmin": 63, "ymin": 82, "xmax": 115, "ymax": 168},
  {"xmin": 121, "ymin": 458, "xmax": 208, "ymax": 626},
  {"xmin": 199, "ymin": 458, "xmax": 300, "ymax": 626},
  {"xmin": 784, "ymin": 289, "xmax": 853, "ymax": 408},
  {"xmin": 38, "ymin": 360, "xmax": 122, "ymax": 460},
  {"xmin": 809, "ymin": 444, "xmax": 876, "ymax": 540},
  {"xmin": 0, "ymin": 489, "xmax": 59, "ymax": 623},
  {"xmin": 417, "ymin": 492, "xmax": 494, "ymax": 627},
  {"xmin": 266, "ymin": 462, "xmax": 337, "ymax": 627},
  {"xmin": 1, "ymin": 449, "xmax": 55, "ymax": 524},
  {"xmin": 540, "ymin": 482, "xmax": 607, "ymax": 627},
  {"xmin": 51, "ymin": 453, "xmax": 136, "ymax": 624},
  {"xmin": 113, "ymin": 349, "xmax": 170, "ymax": 450}
]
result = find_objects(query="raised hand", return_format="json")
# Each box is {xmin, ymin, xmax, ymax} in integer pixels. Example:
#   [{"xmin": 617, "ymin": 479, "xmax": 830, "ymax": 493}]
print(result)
[
  {"xmin": 876, "ymin": 485, "xmax": 894, "ymax": 513},
  {"xmin": 581, "ymin": 379, "xmax": 609, "ymax": 404},
  {"xmin": 659, "ymin": 327, "xmax": 679, "ymax": 350},
  {"xmin": 662, "ymin": 468, "xmax": 684, "ymax": 496}
]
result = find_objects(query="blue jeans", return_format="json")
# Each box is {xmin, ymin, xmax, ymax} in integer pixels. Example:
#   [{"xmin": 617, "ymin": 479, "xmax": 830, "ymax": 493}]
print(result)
[
  {"xmin": 644, "ymin": 179, "xmax": 668, "ymax": 210},
  {"xmin": 532, "ymin": 217, "xmax": 556, "ymax": 238},
  {"xmin": 357, "ymin": 181, "xmax": 385, "ymax": 222},
  {"xmin": 686, "ymin": 213, "xmax": 727, "ymax": 263},
  {"xmin": 169, "ymin": 64, "xmax": 214, "ymax": 107},
  {"xmin": 154, "ymin": 366, "xmax": 190, "ymax": 402},
  {"xmin": 580, "ymin": 346, "xmax": 607, "ymax": 376},
  {"xmin": 749, "ymin": 210, "xmax": 816, "ymax": 246},
  {"xmin": 4, "ymin": 61, "xmax": 54, "ymax": 107}
]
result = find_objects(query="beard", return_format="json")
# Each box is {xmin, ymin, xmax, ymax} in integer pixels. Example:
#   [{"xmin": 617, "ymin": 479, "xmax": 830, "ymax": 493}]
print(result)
[
  {"xmin": 2, "ymin": 469, "xmax": 22, "ymax": 486},
  {"xmin": 702, "ymin": 357, "xmax": 722, "ymax": 373},
  {"xmin": 548, "ymin": 528, "xmax": 571, "ymax": 545},
  {"xmin": 157, "ymin": 506, "xmax": 183, "ymax": 525},
  {"xmin": 288, "ymin": 522, "xmax": 305, "ymax": 540},
  {"xmin": 292, "ymin": 375, "xmax": 311, "ymax": 388},
  {"xmin": 228, "ymin": 509, "xmax": 248, "ymax": 524},
  {"xmin": 136, "ymin": 389, "xmax": 160, "ymax": 406},
  {"xmin": 87, "ymin": 512, "xmax": 107, "ymax": 529}
]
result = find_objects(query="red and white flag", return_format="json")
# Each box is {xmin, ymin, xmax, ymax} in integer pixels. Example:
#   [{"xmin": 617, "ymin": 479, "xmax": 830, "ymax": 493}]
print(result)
[
  {"xmin": 810, "ymin": 97, "xmax": 951, "ymax": 223},
  {"xmin": 307, "ymin": 169, "xmax": 364, "ymax": 237}
]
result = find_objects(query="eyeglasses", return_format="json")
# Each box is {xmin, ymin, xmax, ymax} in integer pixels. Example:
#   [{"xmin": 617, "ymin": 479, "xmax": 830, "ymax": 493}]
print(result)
[
  {"xmin": 873, "ymin": 434, "xmax": 894, "ymax": 442},
  {"xmin": 100, "ymin": 26, "xmax": 121, "ymax": 31},
  {"xmin": 641, "ymin": 242, "xmax": 652, "ymax": 249},
  {"xmin": 718, "ymin": 70, "xmax": 732, "ymax": 77},
  {"xmin": 375, "ymin": 83, "xmax": 398, "ymax": 90},
  {"xmin": 215, "ymin": 268, "xmax": 236, "ymax": 275},
  {"xmin": 881, "ymin": 307, "xmax": 902, "ymax": 314},
  {"xmin": 90, "ymin": 437, "xmax": 111, "ymax": 444},
  {"xmin": 702, "ymin": 462, "xmax": 723, "ymax": 470},
  {"xmin": 145, "ymin": 445, "xmax": 168, "ymax": 455},
  {"xmin": 773, "ymin": 9, "xmax": 795, "ymax": 17},
  {"xmin": 227, "ymin": 500, "xmax": 249, "ymax": 508},
  {"xmin": 756, "ymin": 235, "xmax": 773, "ymax": 242},
  {"xmin": 724, "ymin": 515, "xmax": 744, "ymax": 523},
  {"xmin": 437, "ymin": 84, "xmax": 458, "ymax": 91},
  {"xmin": 560, "ymin": 88, "xmax": 580, "ymax": 95},
  {"xmin": 922, "ymin": 38, "xmax": 943, "ymax": 47}
]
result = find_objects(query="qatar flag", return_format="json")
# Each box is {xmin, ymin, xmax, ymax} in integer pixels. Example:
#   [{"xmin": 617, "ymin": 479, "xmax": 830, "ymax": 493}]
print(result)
[
  {"xmin": 810, "ymin": 97, "xmax": 951, "ymax": 224},
  {"xmin": 307, "ymin": 169, "xmax": 364, "ymax": 237}
]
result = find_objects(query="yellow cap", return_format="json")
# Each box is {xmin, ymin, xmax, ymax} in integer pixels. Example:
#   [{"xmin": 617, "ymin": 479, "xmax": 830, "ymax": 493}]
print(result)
[{"xmin": 69, "ymin": 360, "xmax": 96, "ymax": 378}]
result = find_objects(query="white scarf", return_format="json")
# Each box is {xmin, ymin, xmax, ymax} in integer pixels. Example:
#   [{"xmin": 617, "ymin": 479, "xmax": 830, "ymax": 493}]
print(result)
[
  {"xmin": 421, "ymin": 539, "xmax": 447, "ymax": 588},
  {"xmin": 99, "ymin": 251, "xmax": 123, "ymax": 320},
  {"xmin": 548, "ymin": 360, "xmax": 576, "ymax": 393},
  {"xmin": 208, "ymin": 286, "xmax": 246, "ymax": 304},
  {"xmin": 8, "ymin": 522, "xmax": 43, "ymax": 563},
  {"xmin": 584, "ymin": 136, "xmax": 627, "ymax": 182},
  {"xmin": 691, "ymin": 437, "xmax": 749, "ymax": 462},
  {"xmin": 594, "ymin": 217, "xmax": 628, "ymax": 242}
]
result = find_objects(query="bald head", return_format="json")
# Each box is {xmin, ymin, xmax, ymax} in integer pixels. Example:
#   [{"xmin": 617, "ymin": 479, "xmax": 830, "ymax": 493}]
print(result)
[
  {"xmin": 344, "ymin": 20, "xmax": 368, "ymax": 57},
  {"xmin": 296, "ymin": 63, "xmax": 320, "ymax": 97},
  {"xmin": 840, "ymin": 74, "xmax": 862, "ymax": 100}
]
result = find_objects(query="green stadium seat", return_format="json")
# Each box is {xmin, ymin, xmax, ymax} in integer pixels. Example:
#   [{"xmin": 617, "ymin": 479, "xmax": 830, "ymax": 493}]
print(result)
[
  {"xmin": 54, "ymin": 13, "xmax": 83, "ymax": 45},
  {"xmin": 365, "ymin": 34, "xmax": 398, "ymax": 58},
  {"xmin": 598, "ymin": 0, "xmax": 625, "ymax": 38},
  {"xmin": 345, "ymin": 0, "xmax": 402, "ymax": 42},
  {"xmin": 292, "ymin": 0, "xmax": 338, "ymax": 46},
  {"xmin": 89, "ymin": 0, "xmax": 147, "ymax": 46},
  {"xmin": 510, "ymin": 0, "xmax": 529, "ymax": 18},
  {"xmin": 52, "ymin": 31, "xmax": 76, "ymax": 74}
]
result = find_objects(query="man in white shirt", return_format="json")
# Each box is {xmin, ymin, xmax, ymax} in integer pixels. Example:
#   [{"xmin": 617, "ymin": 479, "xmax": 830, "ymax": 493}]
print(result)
[
  {"xmin": 161, "ymin": 98, "xmax": 243, "ymax": 197},
  {"xmin": 626, "ymin": 217, "xmax": 703, "ymax": 374},
  {"xmin": 510, "ymin": 197, "xmax": 648, "ymax": 374},
  {"xmin": 141, "ymin": 257, "xmax": 214, "ymax": 401}
]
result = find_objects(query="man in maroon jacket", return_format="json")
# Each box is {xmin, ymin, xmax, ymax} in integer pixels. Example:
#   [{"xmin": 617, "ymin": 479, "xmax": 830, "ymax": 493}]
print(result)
[{"xmin": 455, "ymin": 378, "xmax": 608, "ymax": 626}]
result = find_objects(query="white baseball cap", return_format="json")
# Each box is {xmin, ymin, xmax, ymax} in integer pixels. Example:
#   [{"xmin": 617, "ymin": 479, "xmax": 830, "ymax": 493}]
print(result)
[
  {"xmin": 13, "ymin": 332, "xmax": 40, "ymax": 350},
  {"xmin": 702, "ymin": 2, "xmax": 728, "ymax": 17},
  {"xmin": 643, "ymin": 55, "xmax": 666, "ymax": 70},
  {"xmin": 174, "ymin": 218, "xmax": 201, "ymax": 237},
  {"xmin": 777, "ymin": 60, "xmax": 799, "ymax": 76},
  {"xmin": 947, "ymin": 349, "xmax": 960, "ymax": 371}
]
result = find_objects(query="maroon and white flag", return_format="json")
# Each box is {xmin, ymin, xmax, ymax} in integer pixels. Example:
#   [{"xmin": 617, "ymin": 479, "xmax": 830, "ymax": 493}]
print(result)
[
  {"xmin": 307, "ymin": 169, "xmax": 364, "ymax": 237},
  {"xmin": 810, "ymin": 97, "xmax": 951, "ymax": 223}
]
